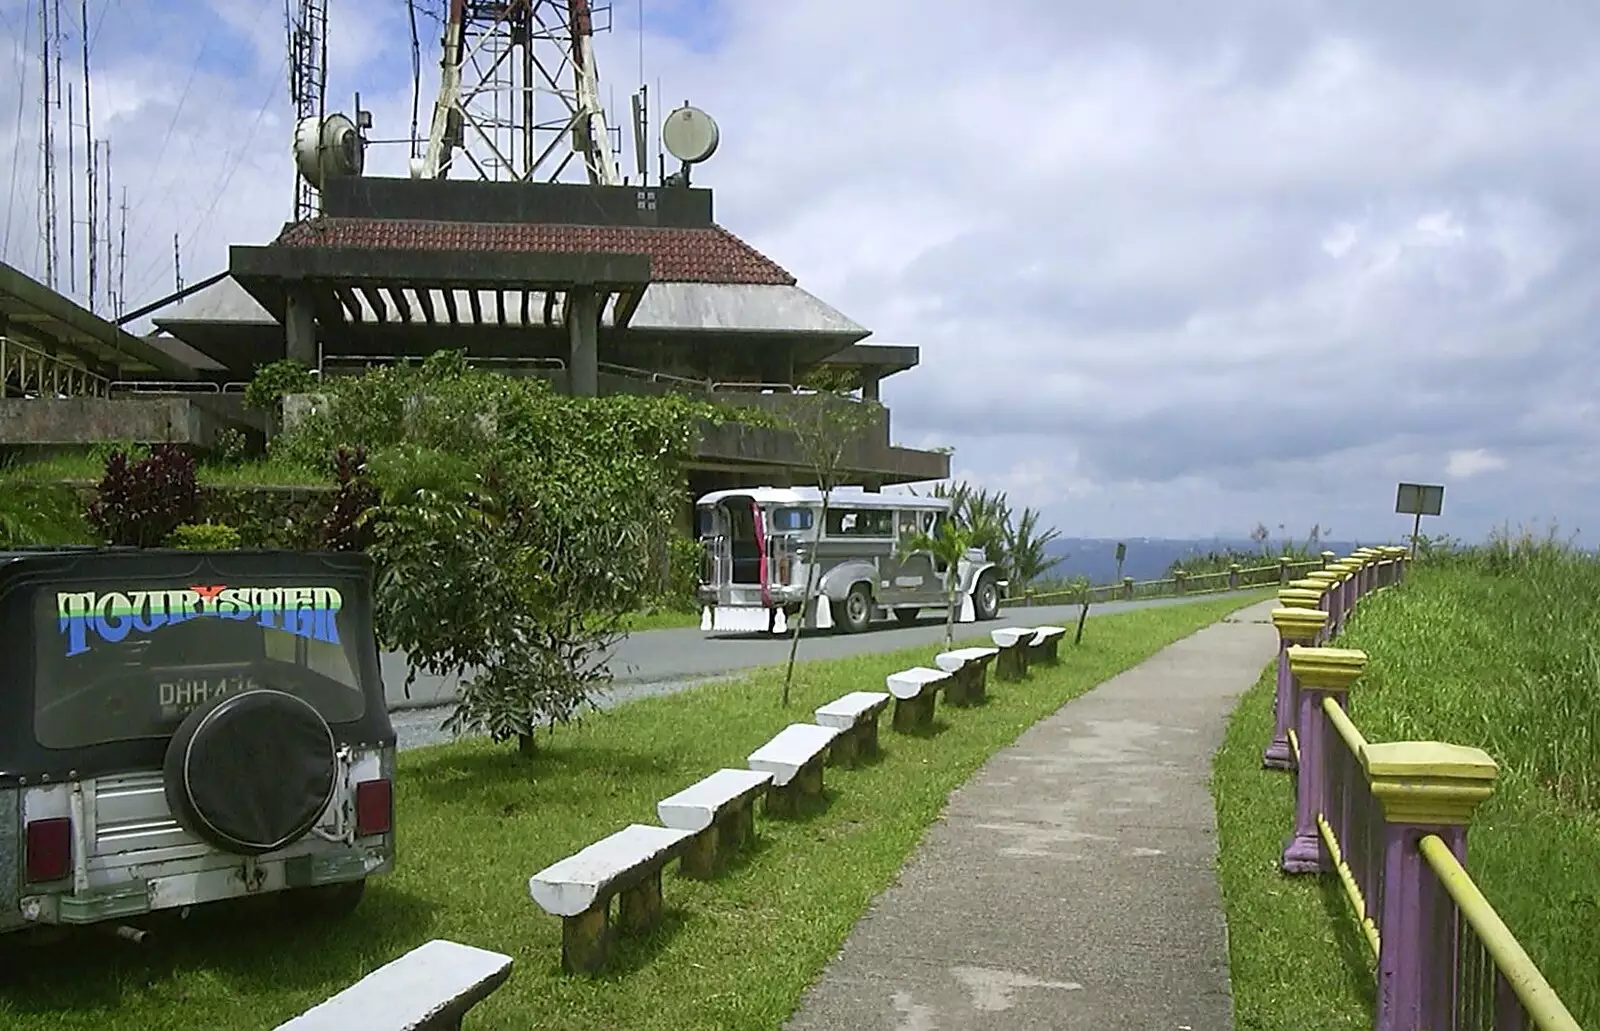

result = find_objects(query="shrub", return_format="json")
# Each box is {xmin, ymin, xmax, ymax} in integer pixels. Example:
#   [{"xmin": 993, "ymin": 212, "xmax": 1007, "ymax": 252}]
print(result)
[
  {"xmin": 242, "ymin": 359, "xmax": 318, "ymax": 413},
  {"xmin": 86, "ymin": 446, "xmax": 202, "ymax": 548},
  {"xmin": 166, "ymin": 522, "xmax": 243, "ymax": 550},
  {"xmin": 315, "ymin": 447, "xmax": 379, "ymax": 552}
]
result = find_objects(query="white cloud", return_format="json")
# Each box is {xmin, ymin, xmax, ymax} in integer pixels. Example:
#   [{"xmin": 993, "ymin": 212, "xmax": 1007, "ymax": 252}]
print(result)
[
  {"xmin": 1445, "ymin": 448, "xmax": 1508, "ymax": 480},
  {"xmin": 2, "ymin": 0, "xmax": 1598, "ymax": 540}
]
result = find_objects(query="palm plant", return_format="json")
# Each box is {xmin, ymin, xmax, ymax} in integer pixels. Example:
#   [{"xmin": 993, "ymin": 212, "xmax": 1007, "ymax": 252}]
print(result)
[{"xmin": 899, "ymin": 517, "xmax": 977, "ymax": 649}]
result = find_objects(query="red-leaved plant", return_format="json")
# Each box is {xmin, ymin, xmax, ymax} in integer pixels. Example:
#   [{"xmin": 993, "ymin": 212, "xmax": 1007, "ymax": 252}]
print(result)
[
  {"xmin": 317, "ymin": 446, "xmax": 380, "ymax": 551},
  {"xmin": 86, "ymin": 445, "xmax": 203, "ymax": 547}
]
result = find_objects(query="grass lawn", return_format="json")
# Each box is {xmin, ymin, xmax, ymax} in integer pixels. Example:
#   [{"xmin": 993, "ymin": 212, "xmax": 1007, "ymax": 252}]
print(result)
[
  {"xmin": 0, "ymin": 591, "xmax": 1266, "ymax": 1031},
  {"xmin": 2, "ymin": 453, "xmax": 329, "ymax": 488},
  {"xmin": 1213, "ymin": 558, "xmax": 1600, "ymax": 1030}
]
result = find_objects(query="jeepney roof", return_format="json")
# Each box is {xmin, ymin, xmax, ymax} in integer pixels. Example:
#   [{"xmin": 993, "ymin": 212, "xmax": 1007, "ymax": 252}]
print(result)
[{"xmin": 694, "ymin": 487, "xmax": 950, "ymax": 512}]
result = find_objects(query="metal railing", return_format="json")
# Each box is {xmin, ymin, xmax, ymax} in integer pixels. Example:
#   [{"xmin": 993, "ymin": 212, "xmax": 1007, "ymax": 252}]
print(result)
[
  {"xmin": 1006, "ymin": 558, "xmax": 1324, "ymax": 606},
  {"xmin": 1420, "ymin": 836, "xmax": 1581, "ymax": 1030},
  {"xmin": 0, "ymin": 336, "xmax": 111, "ymax": 398},
  {"xmin": 1268, "ymin": 549, "xmax": 1582, "ymax": 1031}
]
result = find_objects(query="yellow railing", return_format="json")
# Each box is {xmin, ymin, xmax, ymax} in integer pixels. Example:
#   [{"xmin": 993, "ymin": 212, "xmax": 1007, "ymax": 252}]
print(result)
[
  {"xmin": 1316, "ymin": 696, "xmax": 1380, "ymax": 960},
  {"xmin": 1418, "ymin": 835, "xmax": 1583, "ymax": 1031}
]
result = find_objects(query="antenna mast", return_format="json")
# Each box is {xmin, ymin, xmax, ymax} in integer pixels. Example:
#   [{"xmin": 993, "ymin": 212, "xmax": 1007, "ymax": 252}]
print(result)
[
  {"xmin": 419, "ymin": 0, "xmax": 621, "ymax": 185},
  {"xmin": 80, "ymin": 0, "xmax": 96, "ymax": 315},
  {"xmin": 286, "ymin": 0, "xmax": 329, "ymax": 220},
  {"xmin": 38, "ymin": 0, "xmax": 59, "ymax": 289}
]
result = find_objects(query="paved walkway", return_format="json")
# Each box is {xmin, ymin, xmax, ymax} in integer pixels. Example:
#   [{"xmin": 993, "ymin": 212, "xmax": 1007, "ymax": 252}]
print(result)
[{"xmin": 784, "ymin": 599, "xmax": 1279, "ymax": 1031}]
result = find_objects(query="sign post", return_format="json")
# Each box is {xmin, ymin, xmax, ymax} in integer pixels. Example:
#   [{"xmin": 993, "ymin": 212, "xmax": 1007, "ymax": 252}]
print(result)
[
  {"xmin": 1394, "ymin": 483, "xmax": 1445, "ymax": 561},
  {"xmin": 1115, "ymin": 542, "xmax": 1127, "ymax": 583}
]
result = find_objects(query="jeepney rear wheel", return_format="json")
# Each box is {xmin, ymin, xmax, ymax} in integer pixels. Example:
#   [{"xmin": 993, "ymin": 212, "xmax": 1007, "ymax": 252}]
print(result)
[{"xmin": 841, "ymin": 584, "xmax": 874, "ymax": 634}]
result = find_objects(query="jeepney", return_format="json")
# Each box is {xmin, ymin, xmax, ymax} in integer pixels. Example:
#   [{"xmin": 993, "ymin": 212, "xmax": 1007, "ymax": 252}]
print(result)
[
  {"xmin": 696, "ymin": 486, "xmax": 1006, "ymax": 634},
  {"xmin": 0, "ymin": 546, "xmax": 395, "ymax": 939}
]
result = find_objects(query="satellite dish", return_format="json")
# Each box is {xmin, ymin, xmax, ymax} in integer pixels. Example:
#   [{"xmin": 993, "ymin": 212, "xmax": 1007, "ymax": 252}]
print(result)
[
  {"xmin": 293, "ymin": 112, "xmax": 365, "ymax": 189},
  {"xmin": 662, "ymin": 105, "xmax": 720, "ymax": 165}
]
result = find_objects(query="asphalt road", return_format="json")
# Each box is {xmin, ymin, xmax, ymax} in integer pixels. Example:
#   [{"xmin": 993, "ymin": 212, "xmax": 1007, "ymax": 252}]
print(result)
[{"xmin": 382, "ymin": 592, "xmax": 1258, "ymax": 748}]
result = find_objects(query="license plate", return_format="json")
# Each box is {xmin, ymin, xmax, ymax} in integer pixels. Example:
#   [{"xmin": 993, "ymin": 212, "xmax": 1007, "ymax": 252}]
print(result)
[{"xmin": 158, "ymin": 674, "xmax": 260, "ymax": 720}]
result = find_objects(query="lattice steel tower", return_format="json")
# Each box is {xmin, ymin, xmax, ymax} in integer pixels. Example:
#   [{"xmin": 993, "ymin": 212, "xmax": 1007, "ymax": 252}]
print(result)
[
  {"xmin": 286, "ymin": 0, "xmax": 329, "ymax": 220},
  {"xmin": 418, "ymin": 0, "xmax": 620, "ymax": 185}
]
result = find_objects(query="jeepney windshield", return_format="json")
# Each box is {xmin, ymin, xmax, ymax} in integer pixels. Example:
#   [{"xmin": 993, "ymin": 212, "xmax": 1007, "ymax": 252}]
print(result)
[{"xmin": 31, "ymin": 582, "xmax": 368, "ymax": 749}]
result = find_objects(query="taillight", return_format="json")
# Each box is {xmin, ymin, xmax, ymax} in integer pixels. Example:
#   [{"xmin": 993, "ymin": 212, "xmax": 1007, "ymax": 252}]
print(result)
[
  {"xmin": 355, "ymin": 779, "xmax": 392, "ymax": 837},
  {"xmin": 25, "ymin": 818, "xmax": 72, "ymax": 883},
  {"xmin": 778, "ymin": 556, "xmax": 791, "ymax": 582}
]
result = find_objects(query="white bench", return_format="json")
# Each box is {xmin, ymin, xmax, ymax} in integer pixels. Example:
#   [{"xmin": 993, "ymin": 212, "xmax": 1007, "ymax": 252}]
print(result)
[
  {"xmin": 990, "ymin": 627, "xmax": 1035, "ymax": 681},
  {"xmin": 1026, "ymin": 625, "xmax": 1067, "ymax": 665},
  {"xmin": 272, "ymin": 939, "xmax": 513, "ymax": 1031},
  {"xmin": 934, "ymin": 646, "xmax": 1000, "ymax": 706},
  {"xmin": 657, "ymin": 768, "xmax": 773, "ymax": 878},
  {"xmin": 814, "ymin": 690, "xmax": 892, "ymax": 765},
  {"xmin": 528, "ymin": 823, "xmax": 696, "ymax": 974},
  {"xmin": 748, "ymin": 723, "xmax": 841, "ymax": 815},
  {"xmin": 887, "ymin": 666, "xmax": 950, "ymax": 733}
]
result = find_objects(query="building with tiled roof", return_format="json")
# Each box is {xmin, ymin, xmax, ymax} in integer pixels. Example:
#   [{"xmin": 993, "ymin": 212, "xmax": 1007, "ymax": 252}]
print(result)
[{"xmin": 135, "ymin": 176, "xmax": 946, "ymax": 492}]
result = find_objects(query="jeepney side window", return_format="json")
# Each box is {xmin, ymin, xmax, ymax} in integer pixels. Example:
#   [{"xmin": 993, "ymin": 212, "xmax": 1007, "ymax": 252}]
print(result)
[
  {"xmin": 826, "ymin": 508, "xmax": 892, "ymax": 537},
  {"xmin": 896, "ymin": 510, "xmax": 919, "ymax": 539},
  {"xmin": 771, "ymin": 507, "xmax": 814, "ymax": 532}
]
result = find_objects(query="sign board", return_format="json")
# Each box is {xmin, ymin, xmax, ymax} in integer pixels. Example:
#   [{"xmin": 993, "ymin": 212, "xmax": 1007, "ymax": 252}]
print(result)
[
  {"xmin": 1395, "ymin": 483, "xmax": 1445, "ymax": 517},
  {"xmin": 1115, "ymin": 542, "xmax": 1127, "ymax": 562}
]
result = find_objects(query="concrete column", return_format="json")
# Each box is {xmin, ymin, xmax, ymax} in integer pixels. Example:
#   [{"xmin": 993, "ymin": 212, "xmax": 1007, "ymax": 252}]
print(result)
[
  {"xmin": 284, "ymin": 288, "xmax": 318, "ymax": 369},
  {"xmin": 860, "ymin": 369, "xmax": 881, "ymax": 402},
  {"xmin": 567, "ymin": 289, "xmax": 600, "ymax": 397}
]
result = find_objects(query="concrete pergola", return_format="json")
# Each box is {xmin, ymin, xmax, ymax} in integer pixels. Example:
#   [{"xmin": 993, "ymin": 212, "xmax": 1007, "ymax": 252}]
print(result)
[{"xmin": 228, "ymin": 244, "xmax": 653, "ymax": 397}]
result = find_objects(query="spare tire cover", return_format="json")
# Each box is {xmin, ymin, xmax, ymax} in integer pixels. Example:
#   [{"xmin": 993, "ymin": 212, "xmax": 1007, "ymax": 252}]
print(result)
[{"xmin": 163, "ymin": 689, "xmax": 338, "ymax": 856}]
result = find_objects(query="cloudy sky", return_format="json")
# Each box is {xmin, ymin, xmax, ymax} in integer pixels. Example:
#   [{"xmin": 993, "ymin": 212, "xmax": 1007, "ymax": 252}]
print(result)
[{"xmin": 2, "ymin": 0, "xmax": 1597, "ymax": 541}]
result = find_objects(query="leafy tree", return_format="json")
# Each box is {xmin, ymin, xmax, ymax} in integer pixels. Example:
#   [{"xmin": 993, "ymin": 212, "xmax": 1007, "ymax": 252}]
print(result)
[
  {"xmin": 277, "ymin": 350, "xmax": 722, "ymax": 755},
  {"xmin": 1005, "ymin": 505, "xmax": 1064, "ymax": 586},
  {"xmin": 775, "ymin": 389, "xmax": 885, "ymax": 705},
  {"xmin": 919, "ymin": 479, "xmax": 1065, "ymax": 592},
  {"xmin": 898, "ymin": 516, "xmax": 977, "ymax": 649}
]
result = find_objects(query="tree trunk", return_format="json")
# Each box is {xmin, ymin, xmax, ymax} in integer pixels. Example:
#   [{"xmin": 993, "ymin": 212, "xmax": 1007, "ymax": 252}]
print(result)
[
  {"xmin": 943, "ymin": 580, "xmax": 957, "ymax": 649},
  {"xmin": 518, "ymin": 733, "xmax": 537, "ymax": 758},
  {"xmin": 782, "ymin": 491, "xmax": 831, "ymax": 705}
]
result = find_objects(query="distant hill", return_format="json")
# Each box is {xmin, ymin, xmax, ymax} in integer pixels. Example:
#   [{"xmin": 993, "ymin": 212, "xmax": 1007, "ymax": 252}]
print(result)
[{"xmin": 1039, "ymin": 537, "xmax": 1373, "ymax": 585}]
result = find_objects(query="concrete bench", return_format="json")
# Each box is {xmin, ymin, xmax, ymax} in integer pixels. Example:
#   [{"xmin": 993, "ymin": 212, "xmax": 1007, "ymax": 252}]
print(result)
[
  {"xmin": 990, "ymin": 627, "xmax": 1035, "ymax": 681},
  {"xmin": 814, "ymin": 690, "xmax": 892, "ymax": 765},
  {"xmin": 657, "ymin": 768, "xmax": 774, "ymax": 879},
  {"xmin": 748, "ymin": 723, "xmax": 841, "ymax": 816},
  {"xmin": 272, "ymin": 939, "xmax": 513, "ymax": 1031},
  {"xmin": 934, "ymin": 646, "xmax": 999, "ymax": 706},
  {"xmin": 528, "ymin": 823, "xmax": 696, "ymax": 974},
  {"xmin": 887, "ymin": 666, "xmax": 950, "ymax": 733},
  {"xmin": 1025, "ymin": 625, "xmax": 1067, "ymax": 665}
]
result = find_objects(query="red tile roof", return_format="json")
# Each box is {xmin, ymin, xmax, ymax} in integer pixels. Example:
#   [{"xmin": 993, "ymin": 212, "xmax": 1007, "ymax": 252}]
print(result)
[{"xmin": 274, "ymin": 217, "xmax": 797, "ymax": 286}]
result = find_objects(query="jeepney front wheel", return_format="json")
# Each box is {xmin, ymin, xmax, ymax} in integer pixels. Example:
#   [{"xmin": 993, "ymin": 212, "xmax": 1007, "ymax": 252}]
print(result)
[
  {"xmin": 973, "ymin": 574, "xmax": 1001, "ymax": 621},
  {"xmin": 840, "ymin": 584, "xmax": 874, "ymax": 634}
]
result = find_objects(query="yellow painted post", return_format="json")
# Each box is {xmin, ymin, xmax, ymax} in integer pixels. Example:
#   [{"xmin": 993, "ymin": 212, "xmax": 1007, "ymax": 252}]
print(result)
[
  {"xmin": 1264, "ymin": 608, "xmax": 1329, "ymax": 771},
  {"xmin": 1364, "ymin": 741, "xmax": 1498, "ymax": 1031},
  {"xmin": 1282, "ymin": 646, "xmax": 1367, "ymax": 874}
]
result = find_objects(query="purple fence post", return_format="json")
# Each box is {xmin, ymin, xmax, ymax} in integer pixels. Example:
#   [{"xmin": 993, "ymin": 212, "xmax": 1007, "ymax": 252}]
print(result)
[
  {"xmin": 1333, "ymin": 561, "xmax": 1362, "ymax": 628},
  {"xmin": 1121, "ymin": 576, "xmax": 1134, "ymax": 600},
  {"xmin": 1391, "ymin": 546, "xmax": 1409, "ymax": 584},
  {"xmin": 1320, "ymin": 549, "xmax": 1338, "ymax": 569},
  {"xmin": 1365, "ymin": 741, "xmax": 1499, "ymax": 1031},
  {"xmin": 1228, "ymin": 563, "xmax": 1242, "ymax": 589},
  {"xmin": 1304, "ymin": 571, "xmax": 1341, "ymax": 638},
  {"xmin": 1281, "ymin": 646, "xmax": 1368, "ymax": 874},
  {"xmin": 1353, "ymin": 549, "xmax": 1378, "ymax": 596},
  {"xmin": 1264, "ymin": 607, "xmax": 1328, "ymax": 770},
  {"xmin": 1278, "ymin": 556, "xmax": 1291, "ymax": 584}
]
